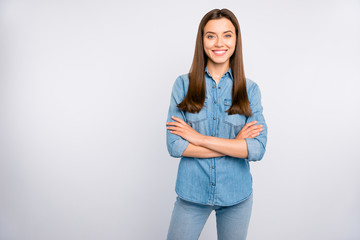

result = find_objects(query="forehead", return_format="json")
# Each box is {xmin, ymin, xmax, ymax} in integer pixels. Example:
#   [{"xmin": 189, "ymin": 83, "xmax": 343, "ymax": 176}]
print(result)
[{"xmin": 204, "ymin": 18, "xmax": 235, "ymax": 33}]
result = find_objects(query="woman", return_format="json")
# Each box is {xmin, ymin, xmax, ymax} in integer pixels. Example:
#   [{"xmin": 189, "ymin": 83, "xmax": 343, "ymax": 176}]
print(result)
[{"xmin": 166, "ymin": 8, "xmax": 267, "ymax": 240}]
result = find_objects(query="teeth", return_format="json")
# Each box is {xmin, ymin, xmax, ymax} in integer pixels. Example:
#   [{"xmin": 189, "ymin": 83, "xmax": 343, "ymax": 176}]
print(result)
[{"xmin": 213, "ymin": 50, "xmax": 226, "ymax": 54}]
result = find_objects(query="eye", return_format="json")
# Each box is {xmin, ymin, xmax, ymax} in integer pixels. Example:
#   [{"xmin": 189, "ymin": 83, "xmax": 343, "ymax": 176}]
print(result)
[
  {"xmin": 225, "ymin": 34, "xmax": 232, "ymax": 38},
  {"xmin": 207, "ymin": 35, "xmax": 215, "ymax": 39}
]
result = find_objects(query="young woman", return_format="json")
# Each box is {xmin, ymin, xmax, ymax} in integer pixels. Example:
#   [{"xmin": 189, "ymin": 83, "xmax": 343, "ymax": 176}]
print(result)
[{"xmin": 166, "ymin": 8, "xmax": 267, "ymax": 240}]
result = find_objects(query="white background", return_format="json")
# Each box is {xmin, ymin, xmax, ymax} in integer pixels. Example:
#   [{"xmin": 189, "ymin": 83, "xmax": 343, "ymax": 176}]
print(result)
[{"xmin": 1, "ymin": 0, "xmax": 359, "ymax": 239}]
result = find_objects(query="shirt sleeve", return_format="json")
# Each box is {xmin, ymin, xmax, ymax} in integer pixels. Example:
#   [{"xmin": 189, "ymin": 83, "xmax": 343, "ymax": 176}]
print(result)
[
  {"xmin": 244, "ymin": 83, "xmax": 268, "ymax": 161},
  {"xmin": 166, "ymin": 76, "xmax": 190, "ymax": 158}
]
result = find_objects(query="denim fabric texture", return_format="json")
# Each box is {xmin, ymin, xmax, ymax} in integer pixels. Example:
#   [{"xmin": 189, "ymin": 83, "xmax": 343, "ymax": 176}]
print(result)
[
  {"xmin": 167, "ymin": 193, "xmax": 253, "ymax": 240},
  {"xmin": 166, "ymin": 67, "xmax": 267, "ymax": 206}
]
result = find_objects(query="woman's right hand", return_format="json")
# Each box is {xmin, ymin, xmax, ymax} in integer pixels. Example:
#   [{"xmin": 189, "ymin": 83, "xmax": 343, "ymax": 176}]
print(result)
[{"xmin": 235, "ymin": 121, "xmax": 263, "ymax": 140}]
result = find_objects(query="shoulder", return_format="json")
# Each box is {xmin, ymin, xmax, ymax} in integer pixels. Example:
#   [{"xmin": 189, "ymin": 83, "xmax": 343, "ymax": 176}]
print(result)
[
  {"xmin": 172, "ymin": 73, "xmax": 190, "ymax": 92},
  {"xmin": 245, "ymin": 78, "xmax": 263, "ymax": 106},
  {"xmin": 175, "ymin": 73, "xmax": 189, "ymax": 84},
  {"xmin": 245, "ymin": 78, "xmax": 261, "ymax": 96},
  {"xmin": 171, "ymin": 73, "xmax": 190, "ymax": 100},
  {"xmin": 245, "ymin": 78, "xmax": 258, "ymax": 91}
]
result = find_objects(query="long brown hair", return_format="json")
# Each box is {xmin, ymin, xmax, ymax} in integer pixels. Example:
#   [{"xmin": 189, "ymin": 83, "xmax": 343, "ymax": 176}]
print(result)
[{"xmin": 177, "ymin": 8, "xmax": 252, "ymax": 116}]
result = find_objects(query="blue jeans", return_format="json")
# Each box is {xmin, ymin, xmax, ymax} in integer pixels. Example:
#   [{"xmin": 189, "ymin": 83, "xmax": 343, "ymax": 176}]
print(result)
[{"xmin": 167, "ymin": 193, "xmax": 253, "ymax": 240}]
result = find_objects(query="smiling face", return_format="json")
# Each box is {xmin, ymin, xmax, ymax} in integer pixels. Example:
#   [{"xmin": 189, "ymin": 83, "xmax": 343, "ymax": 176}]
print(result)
[{"xmin": 203, "ymin": 18, "xmax": 236, "ymax": 68}]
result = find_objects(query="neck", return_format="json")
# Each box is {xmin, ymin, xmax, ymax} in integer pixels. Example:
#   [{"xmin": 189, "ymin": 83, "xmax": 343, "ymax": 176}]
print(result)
[{"xmin": 206, "ymin": 60, "xmax": 230, "ymax": 80}]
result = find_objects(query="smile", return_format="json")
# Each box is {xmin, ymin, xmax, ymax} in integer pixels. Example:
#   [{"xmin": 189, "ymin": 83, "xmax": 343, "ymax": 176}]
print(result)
[{"xmin": 212, "ymin": 50, "xmax": 227, "ymax": 56}]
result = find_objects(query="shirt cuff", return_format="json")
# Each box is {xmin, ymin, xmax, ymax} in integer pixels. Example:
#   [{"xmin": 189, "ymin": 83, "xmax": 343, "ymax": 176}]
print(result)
[
  {"xmin": 245, "ymin": 138, "xmax": 264, "ymax": 161},
  {"xmin": 170, "ymin": 139, "xmax": 190, "ymax": 158}
]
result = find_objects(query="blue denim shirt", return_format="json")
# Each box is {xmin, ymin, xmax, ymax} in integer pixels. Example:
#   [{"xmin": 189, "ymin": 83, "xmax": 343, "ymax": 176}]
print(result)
[{"xmin": 166, "ymin": 67, "xmax": 268, "ymax": 206}]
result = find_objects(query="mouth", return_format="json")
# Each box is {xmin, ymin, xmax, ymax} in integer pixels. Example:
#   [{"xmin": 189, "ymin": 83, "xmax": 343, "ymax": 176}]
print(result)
[{"xmin": 212, "ymin": 49, "xmax": 227, "ymax": 56}]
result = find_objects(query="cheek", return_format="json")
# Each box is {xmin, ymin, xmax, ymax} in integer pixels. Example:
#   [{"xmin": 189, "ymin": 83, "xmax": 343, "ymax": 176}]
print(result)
[
  {"xmin": 227, "ymin": 41, "xmax": 236, "ymax": 53},
  {"xmin": 228, "ymin": 48, "xmax": 236, "ymax": 57},
  {"xmin": 203, "ymin": 44, "xmax": 213, "ymax": 58},
  {"xmin": 225, "ymin": 42, "xmax": 235, "ymax": 55},
  {"xmin": 226, "ymin": 38, "xmax": 236, "ymax": 48},
  {"xmin": 203, "ymin": 41, "xmax": 212, "ymax": 51}
]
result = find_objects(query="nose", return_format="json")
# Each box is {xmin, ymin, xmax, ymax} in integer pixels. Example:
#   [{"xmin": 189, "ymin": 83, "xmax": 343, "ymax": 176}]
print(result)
[{"xmin": 215, "ymin": 37, "xmax": 224, "ymax": 47}]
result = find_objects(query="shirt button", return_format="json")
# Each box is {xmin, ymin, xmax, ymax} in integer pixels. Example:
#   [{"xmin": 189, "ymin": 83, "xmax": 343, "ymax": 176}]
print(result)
[
  {"xmin": 214, "ymin": 101, "xmax": 217, "ymax": 104},
  {"xmin": 212, "ymin": 166, "xmax": 214, "ymax": 169},
  {"xmin": 212, "ymin": 86, "xmax": 215, "ymax": 88},
  {"xmin": 218, "ymin": 86, "xmax": 221, "ymax": 89},
  {"xmin": 211, "ymin": 134, "xmax": 214, "ymax": 136},
  {"xmin": 212, "ymin": 183, "xmax": 215, "ymax": 186},
  {"xmin": 213, "ymin": 117, "xmax": 216, "ymax": 120}
]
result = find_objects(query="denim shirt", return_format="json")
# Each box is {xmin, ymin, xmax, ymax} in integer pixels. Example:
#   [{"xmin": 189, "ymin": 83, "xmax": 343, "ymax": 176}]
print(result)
[{"xmin": 166, "ymin": 67, "xmax": 268, "ymax": 206}]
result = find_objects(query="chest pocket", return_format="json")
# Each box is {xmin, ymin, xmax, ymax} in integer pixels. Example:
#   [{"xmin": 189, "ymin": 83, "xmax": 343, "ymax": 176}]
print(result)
[
  {"xmin": 185, "ymin": 98, "xmax": 208, "ymax": 130},
  {"xmin": 223, "ymin": 99, "xmax": 246, "ymax": 128},
  {"xmin": 185, "ymin": 100, "xmax": 207, "ymax": 123}
]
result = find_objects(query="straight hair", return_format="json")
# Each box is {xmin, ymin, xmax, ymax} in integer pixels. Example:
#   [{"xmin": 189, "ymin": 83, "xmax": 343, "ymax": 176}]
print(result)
[{"xmin": 178, "ymin": 8, "xmax": 252, "ymax": 116}]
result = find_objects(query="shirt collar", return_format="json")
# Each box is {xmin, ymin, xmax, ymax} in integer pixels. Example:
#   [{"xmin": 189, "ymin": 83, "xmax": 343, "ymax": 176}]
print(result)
[{"xmin": 205, "ymin": 66, "xmax": 233, "ymax": 80}]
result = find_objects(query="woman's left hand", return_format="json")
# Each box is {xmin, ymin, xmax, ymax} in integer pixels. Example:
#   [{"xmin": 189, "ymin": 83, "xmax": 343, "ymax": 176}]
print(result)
[{"xmin": 166, "ymin": 116, "xmax": 204, "ymax": 146}]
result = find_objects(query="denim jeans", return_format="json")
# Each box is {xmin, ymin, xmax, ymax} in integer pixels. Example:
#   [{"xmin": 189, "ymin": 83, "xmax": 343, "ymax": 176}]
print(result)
[{"xmin": 167, "ymin": 193, "xmax": 253, "ymax": 240}]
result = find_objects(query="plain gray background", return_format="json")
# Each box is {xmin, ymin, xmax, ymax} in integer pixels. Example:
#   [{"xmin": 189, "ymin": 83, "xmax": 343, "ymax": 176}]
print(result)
[{"xmin": 1, "ymin": 0, "xmax": 359, "ymax": 239}]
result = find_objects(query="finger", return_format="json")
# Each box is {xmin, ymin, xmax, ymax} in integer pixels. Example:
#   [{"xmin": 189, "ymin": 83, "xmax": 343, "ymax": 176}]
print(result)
[
  {"xmin": 251, "ymin": 127, "xmax": 263, "ymax": 135},
  {"xmin": 238, "ymin": 123, "xmax": 255, "ymax": 136},
  {"xmin": 167, "ymin": 122, "xmax": 192, "ymax": 132},
  {"xmin": 248, "ymin": 125, "xmax": 263, "ymax": 131},
  {"xmin": 247, "ymin": 128, "xmax": 263, "ymax": 136},
  {"xmin": 251, "ymin": 131, "xmax": 261, "ymax": 138},
  {"xmin": 242, "ymin": 121, "xmax": 257, "ymax": 130},
  {"xmin": 251, "ymin": 124, "xmax": 263, "ymax": 128},
  {"xmin": 240, "ymin": 123, "xmax": 258, "ymax": 135},
  {"xmin": 246, "ymin": 121, "xmax": 258, "ymax": 126},
  {"xmin": 166, "ymin": 121, "xmax": 182, "ymax": 127},
  {"xmin": 244, "ymin": 130, "xmax": 260, "ymax": 138},
  {"xmin": 166, "ymin": 127, "xmax": 182, "ymax": 132},
  {"xmin": 247, "ymin": 132, "xmax": 259, "ymax": 139},
  {"xmin": 171, "ymin": 116, "xmax": 187, "ymax": 124},
  {"xmin": 242, "ymin": 127, "xmax": 262, "ymax": 138},
  {"xmin": 168, "ymin": 130, "xmax": 182, "ymax": 136},
  {"xmin": 244, "ymin": 125, "xmax": 262, "ymax": 134}
]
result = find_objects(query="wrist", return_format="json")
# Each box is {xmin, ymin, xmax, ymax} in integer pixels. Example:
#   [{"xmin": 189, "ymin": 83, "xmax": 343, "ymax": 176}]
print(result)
[
  {"xmin": 195, "ymin": 134, "xmax": 207, "ymax": 146},
  {"xmin": 198, "ymin": 134, "xmax": 211, "ymax": 147}
]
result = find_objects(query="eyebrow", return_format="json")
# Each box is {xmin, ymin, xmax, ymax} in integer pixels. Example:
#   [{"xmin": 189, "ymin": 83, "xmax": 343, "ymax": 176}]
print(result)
[{"xmin": 204, "ymin": 30, "xmax": 234, "ymax": 35}]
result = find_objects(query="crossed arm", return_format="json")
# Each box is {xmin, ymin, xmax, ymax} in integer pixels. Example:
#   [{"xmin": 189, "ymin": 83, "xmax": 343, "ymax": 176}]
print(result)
[{"xmin": 166, "ymin": 116, "xmax": 263, "ymax": 159}]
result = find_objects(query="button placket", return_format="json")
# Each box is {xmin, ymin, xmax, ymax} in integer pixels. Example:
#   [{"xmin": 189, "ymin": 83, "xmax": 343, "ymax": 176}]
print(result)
[{"xmin": 211, "ymin": 82, "xmax": 217, "ymax": 137}]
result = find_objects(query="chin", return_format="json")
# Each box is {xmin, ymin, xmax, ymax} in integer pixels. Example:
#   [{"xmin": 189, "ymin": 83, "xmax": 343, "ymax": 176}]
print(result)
[{"xmin": 210, "ymin": 58, "xmax": 229, "ymax": 65}]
